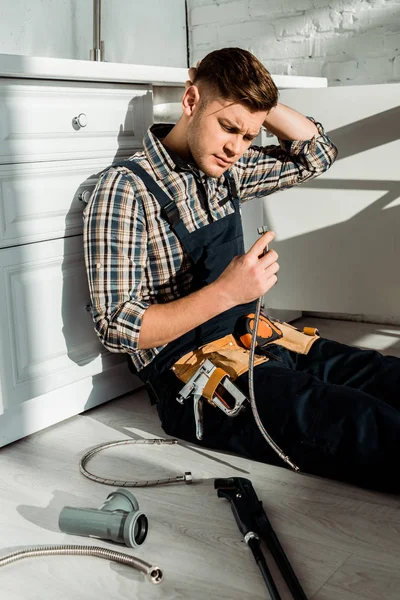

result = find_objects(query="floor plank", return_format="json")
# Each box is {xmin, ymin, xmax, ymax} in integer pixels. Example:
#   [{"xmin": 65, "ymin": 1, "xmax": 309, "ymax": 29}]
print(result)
[{"xmin": 312, "ymin": 555, "xmax": 400, "ymax": 600}]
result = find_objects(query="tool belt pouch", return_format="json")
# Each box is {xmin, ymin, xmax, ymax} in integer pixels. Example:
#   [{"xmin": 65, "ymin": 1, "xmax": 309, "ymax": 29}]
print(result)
[
  {"xmin": 234, "ymin": 311, "xmax": 320, "ymax": 356},
  {"xmin": 271, "ymin": 321, "xmax": 320, "ymax": 354},
  {"xmin": 235, "ymin": 313, "xmax": 283, "ymax": 350},
  {"xmin": 171, "ymin": 335, "xmax": 269, "ymax": 405}
]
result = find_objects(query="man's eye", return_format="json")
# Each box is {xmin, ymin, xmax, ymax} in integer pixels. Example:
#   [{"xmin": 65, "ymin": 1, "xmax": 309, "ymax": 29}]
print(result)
[{"xmin": 221, "ymin": 124, "xmax": 254, "ymax": 141}]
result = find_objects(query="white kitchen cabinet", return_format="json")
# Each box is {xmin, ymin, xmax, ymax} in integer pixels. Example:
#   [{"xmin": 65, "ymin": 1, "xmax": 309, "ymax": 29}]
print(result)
[
  {"xmin": 0, "ymin": 159, "xmax": 109, "ymax": 248},
  {"xmin": 0, "ymin": 53, "xmax": 328, "ymax": 446},
  {"xmin": 0, "ymin": 235, "xmax": 134, "ymax": 446},
  {"xmin": 0, "ymin": 79, "xmax": 152, "ymax": 164},
  {"xmin": 0, "ymin": 58, "xmax": 161, "ymax": 447}
]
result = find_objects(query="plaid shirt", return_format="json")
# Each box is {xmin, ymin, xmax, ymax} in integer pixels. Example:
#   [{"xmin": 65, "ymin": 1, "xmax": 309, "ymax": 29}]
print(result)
[{"xmin": 83, "ymin": 121, "xmax": 337, "ymax": 372}]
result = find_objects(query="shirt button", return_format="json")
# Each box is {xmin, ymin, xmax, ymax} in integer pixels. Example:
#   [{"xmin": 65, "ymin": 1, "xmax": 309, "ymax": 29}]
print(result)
[{"xmin": 96, "ymin": 263, "xmax": 102, "ymax": 269}]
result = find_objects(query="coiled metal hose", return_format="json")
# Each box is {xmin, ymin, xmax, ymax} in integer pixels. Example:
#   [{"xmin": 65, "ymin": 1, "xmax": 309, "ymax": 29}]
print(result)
[
  {"xmin": 0, "ymin": 544, "xmax": 163, "ymax": 584},
  {"xmin": 79, "ymin": 438, "xmax": 193, "ymax": 487}
]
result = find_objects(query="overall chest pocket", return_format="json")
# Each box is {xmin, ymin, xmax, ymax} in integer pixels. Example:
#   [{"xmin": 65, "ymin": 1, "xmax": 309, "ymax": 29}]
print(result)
[{"xmin": 203, "ymin": 236, "xmax": 243, "ymax": 284}]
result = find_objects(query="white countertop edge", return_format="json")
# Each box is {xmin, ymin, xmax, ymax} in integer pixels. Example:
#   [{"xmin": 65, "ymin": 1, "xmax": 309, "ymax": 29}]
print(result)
[{"xmin": 0, "ymin": 53, "xmax": 328, "ymax": 88}]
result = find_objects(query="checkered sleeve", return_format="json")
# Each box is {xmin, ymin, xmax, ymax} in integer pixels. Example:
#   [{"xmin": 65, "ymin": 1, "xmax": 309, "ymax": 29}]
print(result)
[
  {"xmin": 83, "ymin": 169, "xmax": 150, "ymax": 355},
  {"xmin": 234, "ymin": 118, "xmax": 338, "ymax": 202}
]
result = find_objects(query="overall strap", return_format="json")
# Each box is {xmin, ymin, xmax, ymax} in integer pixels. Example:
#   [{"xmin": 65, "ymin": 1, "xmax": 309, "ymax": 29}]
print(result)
[
  {"xmin": 223, "ymin": 172, "xmax": 240, "ymax": 212},
  {"xmin": 111, "ymin": 160, "xmax": 190, "ymax": 239},
  {"xmin": 112, "ymin": 160, "xmax": 240, "ymax": 225}
]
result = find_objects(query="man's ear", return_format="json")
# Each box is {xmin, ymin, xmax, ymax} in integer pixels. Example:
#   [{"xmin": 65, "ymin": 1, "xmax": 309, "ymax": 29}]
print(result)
[{"xmin": 182, "ymin": 85, "xmax": 201, "ymax": 117}]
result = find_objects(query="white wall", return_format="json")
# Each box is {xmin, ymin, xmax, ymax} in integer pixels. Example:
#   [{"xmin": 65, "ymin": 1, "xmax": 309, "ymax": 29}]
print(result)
[
  {"xmin": 188, "ymin": 0, "xmax": 400, "ymax": 86},
  {"xmin": 0, "ymin": 0, "xmax": 187, "ymax": 67},
  {"xmin": 188, "ymin": 0, "xmax": 400, "ymax": 324}
]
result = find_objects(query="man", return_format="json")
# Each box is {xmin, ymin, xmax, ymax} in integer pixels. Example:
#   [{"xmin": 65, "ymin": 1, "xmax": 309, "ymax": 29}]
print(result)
[{"xmin": 83, "ymin": 48, "xmax": 399, "ymax": 493}]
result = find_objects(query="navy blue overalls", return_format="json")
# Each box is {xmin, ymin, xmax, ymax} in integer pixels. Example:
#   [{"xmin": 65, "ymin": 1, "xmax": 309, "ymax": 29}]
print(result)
[{"xmin": 115, "ymin": 161, "xmax": 400, "ymax": 494}]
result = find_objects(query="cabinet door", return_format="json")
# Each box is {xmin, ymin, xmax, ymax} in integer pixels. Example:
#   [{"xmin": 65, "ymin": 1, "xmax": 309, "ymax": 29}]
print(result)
[
  {"xmin": 0, "ymin": 157, "xmax": 127, "ymax": 248},
  {"xmin": 0, "ymin": 235, "xmax": 139, "ymax": 446},
  {"xmin": 262, "ymin": 83, "xmax": 400, "ymax": 318},
  {"xmin": 0, "ymin": 79, "xmax": 153, "ymax": 164}
]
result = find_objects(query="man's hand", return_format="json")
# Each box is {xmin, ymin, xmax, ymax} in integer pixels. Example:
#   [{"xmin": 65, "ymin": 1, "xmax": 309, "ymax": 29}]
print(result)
[
  {"xmin": 138, "ymin": 230, "xmax": 278, "ymax": 349},
  {"xmin": 212, "ymin": 231, "xmax": 279, "ymax": 309}
]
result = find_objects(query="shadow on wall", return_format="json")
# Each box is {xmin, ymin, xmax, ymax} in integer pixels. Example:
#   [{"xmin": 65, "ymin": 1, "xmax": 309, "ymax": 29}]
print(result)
[{"xmin": 266, "ymin": 105, "xmax": 400, "ymax": 328}]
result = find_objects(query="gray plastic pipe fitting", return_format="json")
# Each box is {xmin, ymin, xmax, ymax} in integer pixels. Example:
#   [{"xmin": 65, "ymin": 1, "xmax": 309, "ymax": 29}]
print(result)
[{"xmin": 58, "ymin": 489, "xmax": 148, "ymax": 548}]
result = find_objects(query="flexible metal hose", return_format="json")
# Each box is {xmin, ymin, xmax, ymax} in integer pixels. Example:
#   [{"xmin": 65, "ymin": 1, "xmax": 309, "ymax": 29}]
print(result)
[
  {"xmin": 0, "ymin": 544, "xmax": 163, "ymax": 584},
  {"xmin": 80, "ymin": 438, "xmax": 193, "ymax": 487},
  {"xmin": 248, "ymin": 231, "xmax": 299, "ymax": 472}
]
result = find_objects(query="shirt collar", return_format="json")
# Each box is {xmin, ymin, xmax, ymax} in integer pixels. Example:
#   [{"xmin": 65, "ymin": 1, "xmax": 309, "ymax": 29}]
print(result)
[{"xmin": 142, "ymin": 124, "xmax": 196, "ymax": 179}]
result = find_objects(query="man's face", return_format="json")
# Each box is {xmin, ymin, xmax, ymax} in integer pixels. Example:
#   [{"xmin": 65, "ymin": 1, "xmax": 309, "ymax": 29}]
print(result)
[{"xmin": 186, "ymin": 97, "xmax": 267, "ymax": 178}]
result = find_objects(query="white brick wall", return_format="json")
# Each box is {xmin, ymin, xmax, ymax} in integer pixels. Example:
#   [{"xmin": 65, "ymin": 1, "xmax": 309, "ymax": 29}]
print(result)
[{"xmin": 188, "ymin": 0, "xmax": 400, "ymax": 85}]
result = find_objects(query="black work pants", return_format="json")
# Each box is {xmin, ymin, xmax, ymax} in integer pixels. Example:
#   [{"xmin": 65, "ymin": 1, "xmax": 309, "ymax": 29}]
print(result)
[{"xmin": 154, "ymin": 338, "xmax": 400, "ymax": 493}]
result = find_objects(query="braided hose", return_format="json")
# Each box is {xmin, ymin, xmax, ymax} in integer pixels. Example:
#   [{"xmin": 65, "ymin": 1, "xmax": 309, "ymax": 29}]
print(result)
[
  {"xmin": 79, "ymin": 438, "xmax": 193, "ymax": 487},
  {"xmin": 248, "ymin": 232, "xmax": 299, "ymax": 472},
  {"xmin": 0, "ymin": 545, "xmax": 163, "ymax": 584}
]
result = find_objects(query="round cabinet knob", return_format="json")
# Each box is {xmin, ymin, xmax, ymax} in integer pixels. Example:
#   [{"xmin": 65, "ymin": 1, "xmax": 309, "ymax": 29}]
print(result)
[
  {"xmin": 78, "ymin": 190, "xmax": 92, "ymax": 203},
  {"xmin": 73, "ymin": 113, "xmax": 88, "ymax": 128}
]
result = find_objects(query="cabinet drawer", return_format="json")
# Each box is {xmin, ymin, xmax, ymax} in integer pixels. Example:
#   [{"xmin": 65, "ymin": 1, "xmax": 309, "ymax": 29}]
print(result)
[
  {"xmin": 0, "ymin": 79, "xmax": 153, "ymax": 164},
  {"xmin": 0, "ymin": 157, "xmax": 128, "ymax": 248},
  {"xmin": 0, "ymin": 235, "xmax": 128, "ymax": 412}
]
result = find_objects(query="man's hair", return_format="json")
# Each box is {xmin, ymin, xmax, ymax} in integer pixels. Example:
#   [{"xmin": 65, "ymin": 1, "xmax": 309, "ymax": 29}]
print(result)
[{"xmin": 193, "ymin": 47, "xmax": 278, "ymax": 112}]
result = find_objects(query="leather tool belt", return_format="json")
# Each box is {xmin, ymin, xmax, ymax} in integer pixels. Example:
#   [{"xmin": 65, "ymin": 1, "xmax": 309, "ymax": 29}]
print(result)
[
  {"xmin": 171, "ymin": 319, "xmax": 320, "ymax": 440},
  {"xmin": 172, "ymin": 319, "xmax": 320, "ymax": 401}
]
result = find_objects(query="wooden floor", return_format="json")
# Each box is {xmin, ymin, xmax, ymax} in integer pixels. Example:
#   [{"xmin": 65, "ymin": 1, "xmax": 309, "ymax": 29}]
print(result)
[{"xmin": 1, "ymin": 317, "xmax": 399, "ymax": 600}]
